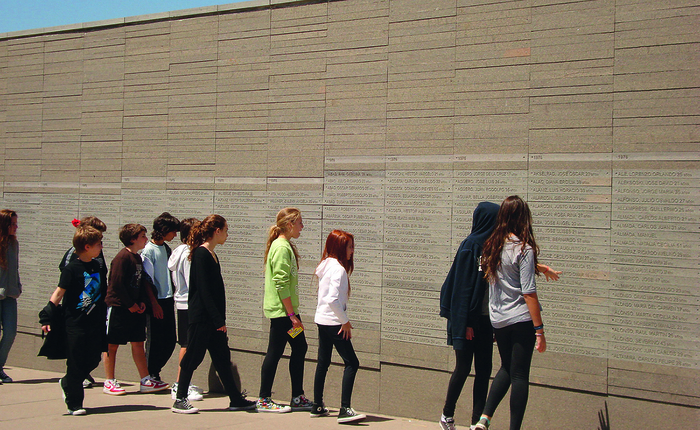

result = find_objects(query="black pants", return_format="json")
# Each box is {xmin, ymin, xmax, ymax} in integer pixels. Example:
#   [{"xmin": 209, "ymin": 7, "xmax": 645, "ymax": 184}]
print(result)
[
  {"xmin": 62, "ymin": 320, "xmax": 104, "ymax": 410},
  {"xmin": 482, "ymin": 321, "xmax": 536, "ymax": 430},
  {"xmin": 177, "ymin": 322, "xmax": 242, "ymax": 401},
  {"xmin": 146, "ymin": 297, "xmax": 176, "ymax": 378},
  {"xmin": 443, "ymin": 315, "xmax": 493, "ymax": 424},
  {"xmin": 313, "ymin": 324, "xmax": 360, "ymax": 408},
  {"xmin": 259, "ymin": 315, "xmax": 308, "ymax": 398}
]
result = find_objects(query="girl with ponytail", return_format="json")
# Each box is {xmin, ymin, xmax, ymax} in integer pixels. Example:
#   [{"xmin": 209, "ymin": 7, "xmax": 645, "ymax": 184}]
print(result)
[
  {"xmin": 256, "ymin": 207, "xmax": 311, "ymax": 413},
  {"xmin": 172, "ymin": 215, "xmax": 255, "ymax": 414}
]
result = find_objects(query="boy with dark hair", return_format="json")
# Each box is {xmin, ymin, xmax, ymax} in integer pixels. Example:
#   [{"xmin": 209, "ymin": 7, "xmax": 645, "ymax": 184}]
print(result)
[
  {"xmin": 141, "ymin": 212, "xmax": 180, "ymax": 385},
  {"xmin": 102, "ymin": 223, "xmax": 168, "ymax": 395},
  {"xmin": 41, "ymin": 226, "xmax": 106, "ymax": 415}
]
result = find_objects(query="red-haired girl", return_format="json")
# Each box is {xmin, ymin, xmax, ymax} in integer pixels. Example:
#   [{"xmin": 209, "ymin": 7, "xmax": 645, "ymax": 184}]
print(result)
[{"xmin": 311, "ymin": 230, "xmax": 365, "ymax": 423}]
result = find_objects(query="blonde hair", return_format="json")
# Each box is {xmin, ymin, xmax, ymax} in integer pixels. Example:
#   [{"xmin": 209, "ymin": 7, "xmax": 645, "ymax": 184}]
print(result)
[{"xmin": 264, "ymin": 207, "xmax": 301, "ymax": 265}]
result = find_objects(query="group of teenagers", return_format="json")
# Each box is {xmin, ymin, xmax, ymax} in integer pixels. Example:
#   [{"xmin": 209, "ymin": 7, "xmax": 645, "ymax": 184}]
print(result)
[
  {"xmin": 0, "ymin": 195, "xmax": 559, "ymax": 429},
  {"xmin": 0, "ymin": 207, "xmax": 364, "ymax": 423}
]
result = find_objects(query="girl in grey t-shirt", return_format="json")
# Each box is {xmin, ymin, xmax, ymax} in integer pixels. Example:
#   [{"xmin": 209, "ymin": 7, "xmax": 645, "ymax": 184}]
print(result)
[{"xmin": 474, "ymin": 196, "xmax": 547, "ymax": 430}]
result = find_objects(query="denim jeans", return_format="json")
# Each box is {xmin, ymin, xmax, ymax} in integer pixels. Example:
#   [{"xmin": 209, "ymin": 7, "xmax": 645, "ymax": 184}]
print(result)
[{"xmin": 0, "ymin": 297, "xmax": 18, "ymax": 369}]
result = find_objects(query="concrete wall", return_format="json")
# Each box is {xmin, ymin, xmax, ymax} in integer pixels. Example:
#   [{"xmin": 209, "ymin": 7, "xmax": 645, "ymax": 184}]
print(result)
[{"xmin": 1, "ymin": 0, "xmax": 699, "ymax": 428}]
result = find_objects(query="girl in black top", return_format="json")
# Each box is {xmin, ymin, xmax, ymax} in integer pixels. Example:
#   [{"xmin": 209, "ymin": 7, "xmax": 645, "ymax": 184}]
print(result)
[{"xmin": 172, "ymin": 214, "xmax": 255, "ymax": 414}]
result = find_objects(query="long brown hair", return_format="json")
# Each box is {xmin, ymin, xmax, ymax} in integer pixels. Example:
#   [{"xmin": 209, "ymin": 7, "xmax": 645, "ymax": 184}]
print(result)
[
  {"xmin": 187, "ymin": 214, "xmax": 226, "ymax": 259},
  {"xmin": 321, "ymin": 230, "xmax": 354, "ymax": 275},
  {"xmin": 0, "ymin": 209, "xmax": 17, "ymax": 269},
  {"xmin": 264, "ymin": 207, "xmax": 301, "ymax": 266},
  {"xmin": 482, "ymin": 196, "xmax": 539, "ymax": 281}
]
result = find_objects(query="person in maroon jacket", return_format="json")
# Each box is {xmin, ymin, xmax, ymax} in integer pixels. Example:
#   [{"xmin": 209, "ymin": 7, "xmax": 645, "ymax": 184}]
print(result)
[{"xmin": 102, "ymin": 223, "xmax": 167, "ymax": 395}]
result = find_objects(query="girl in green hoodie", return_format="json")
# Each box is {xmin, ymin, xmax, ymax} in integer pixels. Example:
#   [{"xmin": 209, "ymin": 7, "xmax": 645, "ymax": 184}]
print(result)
[{"xmin": 257, "ymin": 207, "xmax": 312, "ymax": 413}]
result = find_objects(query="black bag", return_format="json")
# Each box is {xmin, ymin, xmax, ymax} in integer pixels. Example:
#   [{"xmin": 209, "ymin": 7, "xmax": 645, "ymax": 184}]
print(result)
[{"xmin": 38, "ymin": 301, "xmax": 67, "ymax": 360}]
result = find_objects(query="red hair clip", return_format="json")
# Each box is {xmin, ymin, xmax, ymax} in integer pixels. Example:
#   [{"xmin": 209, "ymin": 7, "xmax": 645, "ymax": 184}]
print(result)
[{"xmin": 71, "ymin": 218, "xmax": 81, "ymax": 227}]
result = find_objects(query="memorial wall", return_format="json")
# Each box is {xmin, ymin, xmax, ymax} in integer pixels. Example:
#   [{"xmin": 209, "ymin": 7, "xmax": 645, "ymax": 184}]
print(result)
[{"xmin": 1, "ymin": 0, "xmax": 698, "ymax": 425}]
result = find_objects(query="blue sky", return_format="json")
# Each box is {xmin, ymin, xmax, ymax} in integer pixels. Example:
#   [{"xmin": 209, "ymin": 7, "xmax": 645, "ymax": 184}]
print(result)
[{"xmin": 1, "ymin": 0, "xmax": 247, "ymax": 33}]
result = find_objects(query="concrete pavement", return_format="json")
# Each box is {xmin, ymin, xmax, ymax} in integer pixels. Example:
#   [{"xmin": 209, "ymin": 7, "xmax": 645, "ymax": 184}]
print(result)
[{"xmin": 0, "ymin": 366, "xmax": 437, "ymax": 430}]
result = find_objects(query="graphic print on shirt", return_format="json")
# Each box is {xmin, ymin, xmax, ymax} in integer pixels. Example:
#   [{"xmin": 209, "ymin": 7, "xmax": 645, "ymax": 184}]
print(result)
[{"xmin": 79, "ymin": 271, "xmax": 101, "ymax": 313}]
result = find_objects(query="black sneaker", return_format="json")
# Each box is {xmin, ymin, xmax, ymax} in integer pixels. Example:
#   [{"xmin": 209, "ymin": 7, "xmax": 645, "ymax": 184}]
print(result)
[
  {"xmin": 228, "ymin": 393, "xmax": 256, "ymax": 411},
  {"xmin": 310, "ymin": 403, "xmax": 330, "ymax": 418},
  {"xmin": 172, "ymin": 398, "xmax": 199, "ymax": 414},
  {"xmin": 338, "ymin": 407, "xmax": 366, "ymax": 423}
]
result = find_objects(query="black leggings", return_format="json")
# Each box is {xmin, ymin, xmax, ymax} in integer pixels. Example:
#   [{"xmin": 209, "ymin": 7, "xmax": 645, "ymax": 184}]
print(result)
[
  {"xmin": 482, "ymin": 321, "xmax": 536, "ymax": 430},
  {"xmin": 259, "ymin": 315, "xmax": 308, "ymax": 398},
  {"xmin": 314, "ymin": 324, "xmax": 360, "ymax": 408},
  {"xmin": 442, "ymin": 315, "xmax": 493, "ymax": 424}
]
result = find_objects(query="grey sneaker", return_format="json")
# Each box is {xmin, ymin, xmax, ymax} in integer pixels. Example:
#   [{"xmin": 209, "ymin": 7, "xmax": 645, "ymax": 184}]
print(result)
[
  {"xmin": 0, "ymin": 369, "xmax": 12, "ymax": 383},
  {"xmin": 475, "ymin": 417, "xmax": 490, "ymax": 430},
  {"xmin": 290, "ymin": 394, "xmax": 313, "ymax": 411},
  {"xmin": 440, "ymin": 415, "xmax": 456, "ymax": 430},
  {"xmin": 338, "ymin": 407, "xmax": 366, "ymax": 423},
  {"xmin": 172, "ymin": 398, "xmax": 199, "ymax": 414}
]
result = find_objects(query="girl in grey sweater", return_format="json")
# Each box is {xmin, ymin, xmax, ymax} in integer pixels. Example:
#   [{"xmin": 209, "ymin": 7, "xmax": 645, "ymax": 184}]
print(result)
[{"xmin": 0, "ymin": 209, "xmax": 21, "ymax": 383}]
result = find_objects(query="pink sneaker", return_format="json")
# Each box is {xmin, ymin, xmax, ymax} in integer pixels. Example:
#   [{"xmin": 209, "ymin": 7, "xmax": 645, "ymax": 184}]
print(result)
[
  {"xmin": 140, "ymin": 375, "xmax": 169, "ymax": 393},
  {"xmin": 103, "ymin": 379, "xmax": 126, "ymax": 395}
]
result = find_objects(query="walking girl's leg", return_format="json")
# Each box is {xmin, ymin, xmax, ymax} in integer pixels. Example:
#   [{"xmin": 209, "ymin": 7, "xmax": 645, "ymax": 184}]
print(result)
[
  {"xmin": 287, "ymin": 325, "xmax": 308, "ymax": 398},
  {"xmin": 0, "ymin": 298, "xmax": 18, "ymax": 370},
  {"xmin": 481, "ymin": 325, "xmax": 514, "ymax": 419},
  {"xmin": 471, "ymin": 315, "xmax": 494, "ymax": 423},
  {"xmin": 313, "ymin": 324, "xmax": 334, "ymax": 405},
  {"xmin": 177, "ymin": 323, "xmax": 209, "ymax": 399},
  {"xmin": 331, "ymin": 333, "xmax": 359, "ymax": 408},
  {"xmin": 506, "ymin": 322, "xmax": 536, "ymax": 430},
  {"xmin": 443, "ymin": 348, "xmax": 474, "ymax": 418},
  {"xmin": 259, "ymin": 317, "xmax": 290, "ymax": 398}
]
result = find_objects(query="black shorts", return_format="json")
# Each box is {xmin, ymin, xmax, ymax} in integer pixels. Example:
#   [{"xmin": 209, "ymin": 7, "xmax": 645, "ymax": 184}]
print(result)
[
  {"xmin": 106, "ymin": 306, "xmax": 147, "ymax": 345},
  {"xmin": 177, "ymin": 309, "xmax": 189, "ymax": 347}
]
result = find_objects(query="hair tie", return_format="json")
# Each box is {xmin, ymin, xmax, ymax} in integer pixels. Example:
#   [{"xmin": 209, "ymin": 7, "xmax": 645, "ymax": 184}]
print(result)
[{"xmin": 71, "ymin": 218, "xmax": 81, "ymax": 227}]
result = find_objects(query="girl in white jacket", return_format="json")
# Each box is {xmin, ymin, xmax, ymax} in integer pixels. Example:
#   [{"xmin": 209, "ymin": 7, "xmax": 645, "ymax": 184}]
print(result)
[{"xmin": 311, "ymin": 230, "xmax": 365, "ymax": 423}]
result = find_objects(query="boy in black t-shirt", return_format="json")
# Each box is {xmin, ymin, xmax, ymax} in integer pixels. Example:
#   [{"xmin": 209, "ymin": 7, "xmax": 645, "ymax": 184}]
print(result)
[{"xmin": 41, "ymin": 226, "xmax": 106, "ymax": 415}]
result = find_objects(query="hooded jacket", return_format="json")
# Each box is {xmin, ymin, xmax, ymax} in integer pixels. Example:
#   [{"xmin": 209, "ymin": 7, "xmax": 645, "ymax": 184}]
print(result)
[
  {"xmin": 439, "ymin": 201, "xmax": 499, "ymax": 349},
  {"xmin": 314, "ymin": 257, "xmax": 350, "ymax": 326},
  {"xmin": 168, "ymin": 243, "xmax": 191, "ymax": 310}
]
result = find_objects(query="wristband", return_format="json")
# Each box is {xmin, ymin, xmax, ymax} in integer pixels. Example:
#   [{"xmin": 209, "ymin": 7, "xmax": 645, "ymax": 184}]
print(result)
[
  {"xmin": 535, "ymin": 333, "xmax": 544, "ymax": 336},
  {"xmin": 533, "ymin": 324, "xmax": 544, "ymax": 331},
  {"xmin": 287, "ymin": 312, "xmax": 296, "ymax": 317}
]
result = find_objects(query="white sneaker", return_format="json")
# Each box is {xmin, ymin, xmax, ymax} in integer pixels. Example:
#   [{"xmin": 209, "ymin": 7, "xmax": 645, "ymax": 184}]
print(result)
[
  {"xmin": 140, "ymin": 375, "xmax": 169, "ymax": 393},
  {"xmin": 103, "ymin": 379, "xmax": 126, "ymax": 395},
  {"xmin": 171, "ymin": 383, "xmax": 204, "ymax": 401}
]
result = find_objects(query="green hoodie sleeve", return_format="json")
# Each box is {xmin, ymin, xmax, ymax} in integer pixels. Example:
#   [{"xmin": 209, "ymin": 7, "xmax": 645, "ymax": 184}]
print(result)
[
  {"xmin": 263, "ymin": 239, "xmax": 300, "ymax": 318},
  {"xmin": 270, "ymin": 245, "xmax": 292, "ymax": 300}
]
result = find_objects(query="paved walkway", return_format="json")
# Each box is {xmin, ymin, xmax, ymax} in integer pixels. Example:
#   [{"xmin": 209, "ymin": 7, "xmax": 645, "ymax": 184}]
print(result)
[{"xmin": 0, "ymin": 366, "xmax": 436, "ymax": 430}]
